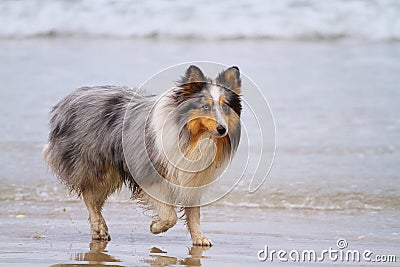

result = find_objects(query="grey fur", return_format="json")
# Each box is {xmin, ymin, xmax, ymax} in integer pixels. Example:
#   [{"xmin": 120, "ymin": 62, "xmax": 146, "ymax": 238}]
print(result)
[{"xmin": 44, "ymin": 86, "xmax": 149, "ymax": 194}]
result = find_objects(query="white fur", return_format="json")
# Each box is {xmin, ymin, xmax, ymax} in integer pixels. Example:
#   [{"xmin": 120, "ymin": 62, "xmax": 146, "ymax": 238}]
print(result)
[
  {"xmin": 148, "ymin": 90, "xmax": 229, "ymax": 206},
  {"xmin": 209, "ymin": 85, "xmax": 221, "ymax": 102},
  {"xmin": 210, "ymin": 85, "xmax": 227, "ymax": 130}
]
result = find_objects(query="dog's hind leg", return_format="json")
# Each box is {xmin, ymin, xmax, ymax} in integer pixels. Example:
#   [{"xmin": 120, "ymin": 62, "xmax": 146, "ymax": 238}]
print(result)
[
  {"xmin": 81, "ymin": 166, "xmax": 123, "ymax": 241},
  {"xmin": 82, "ymin": 190, "xmax": 111, "ymax": 241},
  {"xmin": 185, "ymin": 207, "xmax": 212, "ymax": 246},
  {"xmin": 149, "ymin": 199, "xmax": 178, "ymax": 234}
]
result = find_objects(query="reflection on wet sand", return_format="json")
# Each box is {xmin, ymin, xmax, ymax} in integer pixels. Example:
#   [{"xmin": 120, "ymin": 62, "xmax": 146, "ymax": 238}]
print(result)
[
  {"xmin": 50, "ymin": 241, "xmax": 122, "ymax": 267},
  {"xmin": 50, "ymin": 240, "xmax": 210, "ymax": 267},
  {"xmin": 144, "ymin": 245, "xmax": 210, "ymax": 266}
]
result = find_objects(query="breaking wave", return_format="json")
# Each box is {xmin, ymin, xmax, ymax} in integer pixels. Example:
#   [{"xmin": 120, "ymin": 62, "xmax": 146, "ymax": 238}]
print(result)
[{"xmin": 0, "ymin": 0, "xmax": 399, "ymax": 41}]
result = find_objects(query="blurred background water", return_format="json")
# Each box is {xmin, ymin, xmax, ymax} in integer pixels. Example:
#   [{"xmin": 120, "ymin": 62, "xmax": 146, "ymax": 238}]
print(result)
[
  {"xmin": 1, "ymin": 0, "xmax": 399, "ymax": 41},
  {"xmin": 0, "ymin": 0, "xmax": 399, "ymax": 254}
]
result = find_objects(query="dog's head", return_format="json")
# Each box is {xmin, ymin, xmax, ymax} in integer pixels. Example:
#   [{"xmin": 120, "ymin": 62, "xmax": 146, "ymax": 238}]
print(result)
[{"xmin": 173, "ymin": 65, "xmax": 242, "ymax": 140}]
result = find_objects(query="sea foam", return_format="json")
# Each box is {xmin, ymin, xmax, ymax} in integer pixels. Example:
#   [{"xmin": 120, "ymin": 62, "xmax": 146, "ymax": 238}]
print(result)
[{"xmin": 0, "ymin": 0, "xmax": 399, "ymax": 41}]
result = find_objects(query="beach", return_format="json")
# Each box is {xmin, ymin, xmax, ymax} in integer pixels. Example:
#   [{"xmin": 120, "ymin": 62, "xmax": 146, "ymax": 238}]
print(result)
[
  {"xmin": 1, "ymin": 200, "xmax": 399, "ymax": 266},
  {"xmin": 1, "ymin": 1, "xmax": 400, "ymax": 266}
]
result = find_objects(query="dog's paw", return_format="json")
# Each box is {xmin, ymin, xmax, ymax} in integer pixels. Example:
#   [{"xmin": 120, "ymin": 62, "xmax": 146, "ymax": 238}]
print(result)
[
  {"xmin": 150, "ymin": 221, "xmax": 164, "ymax": 234},
  {"xmin": 150, "ymin": 220, "xmax": 175, "ymax": 234},
  {"xmin": 192, "ymin": 236, "xmax": 213, "ymax": 246},
  {"xmin": 92, "ymin": 231, "xmax": 111, "ymax": 241},
  {"xmin": 91, "ymin": 226, "xmax": 111, "ymax": 241}
]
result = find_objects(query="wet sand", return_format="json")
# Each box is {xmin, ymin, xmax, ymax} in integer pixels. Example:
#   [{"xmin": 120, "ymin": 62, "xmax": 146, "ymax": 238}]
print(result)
[
  {"xmin": 1, "ymin": 200, "xmax": 263, "ymax": 266},
  {"xmin": 1, "ymin": 198, "xmax": 399, "ymax": 266}
]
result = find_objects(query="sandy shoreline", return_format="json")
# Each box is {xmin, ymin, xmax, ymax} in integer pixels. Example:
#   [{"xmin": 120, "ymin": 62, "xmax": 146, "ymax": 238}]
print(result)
[
  {"xmin": 1, "ymin": 201, "xmax": 261, "ymax": 266},
  {"xmin": 1, "ymin": 200, "xmax": 398, "ymax": 266}
]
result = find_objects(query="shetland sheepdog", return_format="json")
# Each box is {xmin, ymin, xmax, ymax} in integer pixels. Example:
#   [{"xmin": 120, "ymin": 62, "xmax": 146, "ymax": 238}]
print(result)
[{"xmin": 42, "ymin": 65, "xmax": 242, "ymax": 246}]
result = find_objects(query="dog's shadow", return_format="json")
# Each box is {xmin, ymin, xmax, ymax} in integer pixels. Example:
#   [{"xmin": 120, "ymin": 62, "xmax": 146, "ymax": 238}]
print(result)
[
  {"xmin": 50, "ymin": 241, "xmax": 121, "ymax": 267},
  {"xmin": 144, "ymin": 245, "xmax": 210, "ymax": 266},
  {"xmin": 50, "ymin": 241, "xmax": 210, "ymax": 266},
  {"xmin": 74, "ymin": 241, "xmax": 121, "ymax": 263}
]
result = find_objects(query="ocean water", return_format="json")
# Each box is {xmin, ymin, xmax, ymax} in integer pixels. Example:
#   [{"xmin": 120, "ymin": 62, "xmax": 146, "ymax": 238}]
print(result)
[
  {"xmin": 0, "ymin": 1, "xmax": 399, "ymax": 265},
  {"xmin": 0, "ymin": 0, "xmax": 400, "ymax": 41},
  {"xmin": 1, "ymin": 38, "xmax": 399, "ymax": 218}
]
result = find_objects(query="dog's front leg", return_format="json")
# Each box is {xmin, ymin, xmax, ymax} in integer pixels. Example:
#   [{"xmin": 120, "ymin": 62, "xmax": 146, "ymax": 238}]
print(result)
[
  {"xmin": 185, "ymin": 207, "xmax": 212, "ymax": 246},
  {"xmin": 150, "ymin": 200, "xmax": 178, "ymax": 234}
]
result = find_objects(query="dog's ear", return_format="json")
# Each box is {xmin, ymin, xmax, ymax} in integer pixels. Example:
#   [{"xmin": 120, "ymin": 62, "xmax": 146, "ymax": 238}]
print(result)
[
  {"xmin": 216, "ymin": 66, "xmax": 241, "ymax": 95},
  {"xmin": 177, "ymin": 65, "xmax": 207, "ymax": 94}
]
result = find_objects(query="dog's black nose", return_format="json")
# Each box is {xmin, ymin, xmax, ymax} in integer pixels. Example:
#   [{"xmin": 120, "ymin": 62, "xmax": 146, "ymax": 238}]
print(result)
[{"xmin": 216, "ymin": 125, "xmax": 226, "ymax": 135}]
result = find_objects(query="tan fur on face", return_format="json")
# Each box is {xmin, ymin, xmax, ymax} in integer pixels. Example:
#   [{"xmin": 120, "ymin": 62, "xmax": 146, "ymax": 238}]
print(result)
[
  {"xmin": 186, "ymin": 100, "xmax": 218, "ymax": 137},
  {"xmin": 224, "ymin": 111, "xmax": 240, "ymax": 133},
  {"xmin": 220, "ymin": 96, "xmax": 227, "ymax": 104},
  {"xmin": 213, "ymin": 136, "xmax": 230, "ymax": 165},
  {"xmin": 218, "ymin": 96, "xmax": 240, "ymax": 134},
  {"xmin": 187, "ymin": 116, "xmax": 218, "ymax": 135},
  {"xmin": 186, "ymin": 110, "xmax": 232, "ymax": 165},
  {"xmin": 186, "ymin": 113, "xmax": 217, "ymax": 156}
]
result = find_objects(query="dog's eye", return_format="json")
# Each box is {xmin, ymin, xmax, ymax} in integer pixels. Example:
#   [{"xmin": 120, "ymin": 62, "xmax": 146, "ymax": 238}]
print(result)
[
  {"xmin": 222, "ymin": 102, "xmax": 229, "ymax": 112},
  {"xmin": 203, "ymin": 104, "xmax": 211, "ymax": 111}
]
